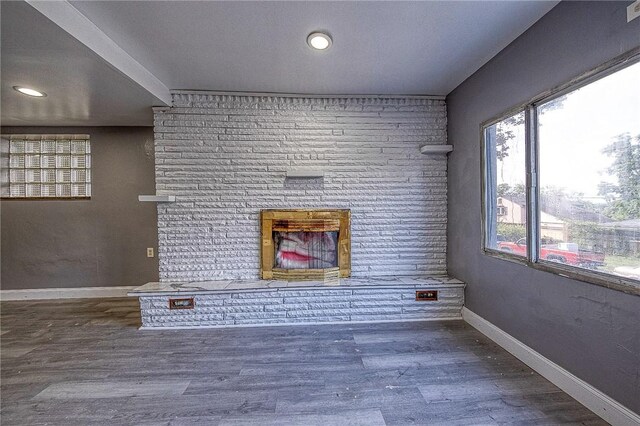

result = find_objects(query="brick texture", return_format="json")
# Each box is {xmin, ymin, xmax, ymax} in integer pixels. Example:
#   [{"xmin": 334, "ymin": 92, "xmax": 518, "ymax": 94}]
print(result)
[
  {"xmin": 139, "ymin": 284, "xmax": 464, "ymax": 328},
  {"xmin": 154, "ymin": 93, "xmax": 448, "ymax": 282}
]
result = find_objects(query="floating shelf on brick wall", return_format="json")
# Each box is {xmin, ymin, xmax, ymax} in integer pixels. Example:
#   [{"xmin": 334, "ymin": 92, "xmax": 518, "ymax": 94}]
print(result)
[
  {"xmin": 286, "ymin": 170, "xmax": 325, "ymax": 178},
  {"xmin": 138, "ymin": 195, "xmax": 176, "ymax": 202},
  {"xmin": 420, "ymin": 144, "xmax": 453, "ymax": 155}
]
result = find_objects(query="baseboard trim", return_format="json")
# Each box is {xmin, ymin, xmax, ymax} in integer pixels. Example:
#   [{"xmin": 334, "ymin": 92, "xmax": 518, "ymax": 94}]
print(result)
[
  {"xmin": 0, "ymin": 286, "xmax": 137, "ymax": 301},
  {"xmin": 462, "ymin": 307, "xmax": 640, "ymax": 426}
]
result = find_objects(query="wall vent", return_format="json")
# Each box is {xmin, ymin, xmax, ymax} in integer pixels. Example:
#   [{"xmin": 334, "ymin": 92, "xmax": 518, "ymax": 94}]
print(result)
[
  {"xmin": 416, "ymin": 290, "xmax": 438, "ymax": 301},
  {"xmin": 169, "ymin": 297, "xmax": 195, "ymax": 309}
]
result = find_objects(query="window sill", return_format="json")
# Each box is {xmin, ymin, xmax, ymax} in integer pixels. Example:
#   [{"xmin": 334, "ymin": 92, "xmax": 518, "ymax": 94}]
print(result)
[{"xmin": 483, "ymin": 248, "xmax": 640, "ymax": 296}]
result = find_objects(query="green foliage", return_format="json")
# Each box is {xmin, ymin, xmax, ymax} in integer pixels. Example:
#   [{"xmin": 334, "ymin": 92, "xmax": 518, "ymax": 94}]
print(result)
[
  {"xmin": 497, "ymin": 183, "xmax": 525, "ymax": 198},
  {"xmin": 495, "ymin": 112, "xmax": 524, "ymax": 161},
  {"xmin": 497, "ymin": 223, "xmax": 526, "ymax": 242},
  {"xmin": 567, "ymin": 221, "xmax": 602, "ymax": 250},
  {"xmin": 567, "ymin": 220, "xmax": 640, "ymax": 258},
  {"xmin": 599, "ymin": 133, "xmax": 640, "ymax": 221}
]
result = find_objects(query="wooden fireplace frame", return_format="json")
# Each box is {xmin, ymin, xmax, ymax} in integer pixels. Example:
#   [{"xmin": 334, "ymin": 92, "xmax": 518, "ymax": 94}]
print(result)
[{"xmin": 260, "ymin": 209, "xmax": 351, "ymax": 280}]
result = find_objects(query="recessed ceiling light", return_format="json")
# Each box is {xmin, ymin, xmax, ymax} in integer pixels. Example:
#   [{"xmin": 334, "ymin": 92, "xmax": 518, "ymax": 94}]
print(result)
[
  {"xmin": 13, "ymin": 86, "xmax": 47, "ymax": 97},
  {"xmin": 307, "ymin": 32, "xmax": 332, "ymax": 50}
]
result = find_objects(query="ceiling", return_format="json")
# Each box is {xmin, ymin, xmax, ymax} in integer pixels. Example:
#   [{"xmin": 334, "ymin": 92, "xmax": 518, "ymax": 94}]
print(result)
[
  {"xmin": 0, "ymin": 1, "xmax": 163, "ymax": 126},
  {"xmin": 1, "ymin": 1, "xmax": 559, "ymax": 126}
]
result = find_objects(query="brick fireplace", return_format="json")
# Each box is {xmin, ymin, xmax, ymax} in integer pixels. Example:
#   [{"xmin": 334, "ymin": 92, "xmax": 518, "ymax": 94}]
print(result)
[
  {"xmin": 130, "ymin": 92, "xmax": 464, "ymax": 328},
  {"xmin": 153, "ymin": 93, "xmax": 448, "ymax": 282}
]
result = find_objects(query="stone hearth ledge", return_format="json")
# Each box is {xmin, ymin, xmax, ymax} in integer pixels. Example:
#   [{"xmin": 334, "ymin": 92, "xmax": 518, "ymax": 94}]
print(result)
[{"xmin": 129, "ymin": 275, "xmax": 464, "ymax": 296}]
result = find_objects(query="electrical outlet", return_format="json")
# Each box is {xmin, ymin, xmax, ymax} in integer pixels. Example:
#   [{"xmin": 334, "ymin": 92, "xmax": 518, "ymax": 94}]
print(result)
[
  {"xmin": 628, "ymin": 0, "xmax": 640, "ymax": 22},
  {"xmin": 147, "ymin": 247, "xmax": 154, "ymax": 258}
]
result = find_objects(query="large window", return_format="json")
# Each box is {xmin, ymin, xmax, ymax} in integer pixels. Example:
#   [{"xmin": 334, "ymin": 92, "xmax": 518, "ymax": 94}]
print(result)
[
  {"xmin": 483, "ymin": 111, "xmax": 527, "ymax": 256},
  {"xmin": 1, "ymin": 135, "xmax": 91, "ymax": 199},
  {"xmin": 482, "ymin": 55, "xmax": 640, "ymax": 289}
]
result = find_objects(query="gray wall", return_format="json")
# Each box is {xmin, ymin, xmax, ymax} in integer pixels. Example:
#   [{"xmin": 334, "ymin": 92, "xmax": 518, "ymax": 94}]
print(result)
[
  {"xmin": 447, "ymin": 1, "xmax": 640, "ymax": 413},
  {"xmin": 1, "ymin": 127, "xmax": 159, "ymax": 290},
  {"xmin": 155, "ymin": 94, "xmax": 448, "ymax": 281}
]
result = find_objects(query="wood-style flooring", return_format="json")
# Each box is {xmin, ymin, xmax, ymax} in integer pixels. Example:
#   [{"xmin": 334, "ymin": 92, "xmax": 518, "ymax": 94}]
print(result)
[{"xmin": 0, "ymin": 298, "xmax": 606, "ymax": 425}]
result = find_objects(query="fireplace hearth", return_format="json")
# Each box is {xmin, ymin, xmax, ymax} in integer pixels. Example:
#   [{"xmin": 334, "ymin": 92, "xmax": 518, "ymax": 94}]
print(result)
[{"xmin": 260, "ymin": 209, "xmax": 351, "ymax": 280}]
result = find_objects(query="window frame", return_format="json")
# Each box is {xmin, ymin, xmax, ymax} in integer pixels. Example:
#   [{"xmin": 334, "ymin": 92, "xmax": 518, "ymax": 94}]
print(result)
[
  {"xmin": 481, "ymin": 49, "xmax": 640, "ymax": 295},
  {"xmin": 1, "ymin": 134, "xmax": 92, "ymax": 200},
  {"xmin": 481, "ymin": 106, "xmax": 530, "ymax": 263}
]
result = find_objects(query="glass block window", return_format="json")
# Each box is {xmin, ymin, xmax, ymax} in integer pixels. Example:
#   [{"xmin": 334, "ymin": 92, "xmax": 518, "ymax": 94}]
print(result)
[{"xmin": 1, "ymin": 135, "xmax": 91, "ymax": 198}]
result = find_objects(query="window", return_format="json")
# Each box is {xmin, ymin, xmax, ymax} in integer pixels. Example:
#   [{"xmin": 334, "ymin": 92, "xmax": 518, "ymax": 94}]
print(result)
[
  {"xmin": 482, "ymin": 54, "xmax": 640, "ymax": 289},
  {"xmin": 483, "ymin": 111, "xmax": 527, "ymax": 256},
  {"xmin": 1, "ymin": 135, "xmax": 91, "ymax": 198},
  {"xmin": 537, "ymin": 61, "xmax": 640, "ymax": 277}
]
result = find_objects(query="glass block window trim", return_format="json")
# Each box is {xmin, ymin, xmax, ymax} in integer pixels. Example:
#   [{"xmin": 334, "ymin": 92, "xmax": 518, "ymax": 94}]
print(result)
[{"xmin": 2, "ymin": 135, "xmax": 91, "ymax": 198}]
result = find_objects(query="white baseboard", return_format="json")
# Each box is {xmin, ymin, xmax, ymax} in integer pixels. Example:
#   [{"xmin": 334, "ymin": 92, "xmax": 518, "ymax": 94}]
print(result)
[
  {"xmin": 462, "ymin": 307, "xmax": 640, "ymax": 426},
  {"xmin": 0, "ymin": 286, "xmax": 137, "ymax": 301}
]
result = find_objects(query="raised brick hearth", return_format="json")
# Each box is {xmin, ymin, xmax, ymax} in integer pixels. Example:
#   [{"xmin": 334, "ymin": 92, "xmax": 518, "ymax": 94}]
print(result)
[{"xmin": 130, "ymin": 276, "xmax": 464, "ymax": 329}]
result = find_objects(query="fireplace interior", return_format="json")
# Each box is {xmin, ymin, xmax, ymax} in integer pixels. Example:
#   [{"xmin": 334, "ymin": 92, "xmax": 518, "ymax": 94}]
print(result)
[
  {"xmin": 261, "ymin": 209, "xmax": 351, "ymax": 280},
  {"xmin": 274, "ymin": 231, "xmax": 338, "ymax": 269}
]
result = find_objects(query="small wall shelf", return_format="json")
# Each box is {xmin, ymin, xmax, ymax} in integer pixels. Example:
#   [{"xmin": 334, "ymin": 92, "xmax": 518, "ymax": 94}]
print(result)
[
  {"xmin": 138, "ymin": 195, "xmax": 176, "ymax": 202},
  {"xmin": 286, "ymin": 170, "xmax": 325, "ymax": 178},
  {"xmin": 420, "ymin": 144, "xmax": 453, "ymax": 155}
]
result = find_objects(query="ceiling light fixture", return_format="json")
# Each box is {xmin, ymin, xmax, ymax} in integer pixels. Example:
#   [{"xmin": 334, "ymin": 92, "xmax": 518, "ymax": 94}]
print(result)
[
  {"xmin": 13, "ymin": 86, "xmax": 47, "ymax": 97},
  {"xmin": 307, "ymin": 32, "xmax": 332, "ymax": 50}
]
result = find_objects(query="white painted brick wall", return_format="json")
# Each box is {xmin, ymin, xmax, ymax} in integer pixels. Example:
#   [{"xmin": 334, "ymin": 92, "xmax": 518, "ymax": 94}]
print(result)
[{"xmin": 154, "ymin": 93, "xmax": 448, "ymax": 281}]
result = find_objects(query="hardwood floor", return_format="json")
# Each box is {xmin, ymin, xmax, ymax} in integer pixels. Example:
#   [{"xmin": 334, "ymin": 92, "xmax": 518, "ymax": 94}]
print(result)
[{"xmin": 0, "ymin": 298, "xmax": 606, "ymax": 425}]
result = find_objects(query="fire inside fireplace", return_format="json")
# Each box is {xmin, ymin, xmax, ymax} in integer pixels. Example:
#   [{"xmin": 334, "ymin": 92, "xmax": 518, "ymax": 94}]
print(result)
[{"xmin": 260, "ymin": 209, "xmax": 350, "ymax": 280}]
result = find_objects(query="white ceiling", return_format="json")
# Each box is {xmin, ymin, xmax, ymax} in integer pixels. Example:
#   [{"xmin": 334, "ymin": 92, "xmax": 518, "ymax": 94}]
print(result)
[
  {"xmin": 0, "ymin": 1, "xmax": 164, "ymax": 126},
  {"xmin": 1, "ymin": 0, "xmax": 559, "ymax": 126}
]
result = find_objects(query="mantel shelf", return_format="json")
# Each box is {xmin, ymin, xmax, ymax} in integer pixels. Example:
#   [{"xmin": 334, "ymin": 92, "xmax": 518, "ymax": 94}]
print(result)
[
  {"xmin": 138, "ymin": 195, "xmax": 176, "ymax": 202},
  {"xmin": 420, "ymin": 144, "xmax": 453, "ymax": 155}
]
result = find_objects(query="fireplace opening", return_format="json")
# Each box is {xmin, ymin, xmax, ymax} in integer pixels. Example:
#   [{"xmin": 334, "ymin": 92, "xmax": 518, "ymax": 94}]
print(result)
[
  {"xmin": 274, "ymin": 231, "xmax": 338, "ymax": 269},
  {"xmin": 260, "ymin": 209, "xmax": 350, "ymax": 280}
]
